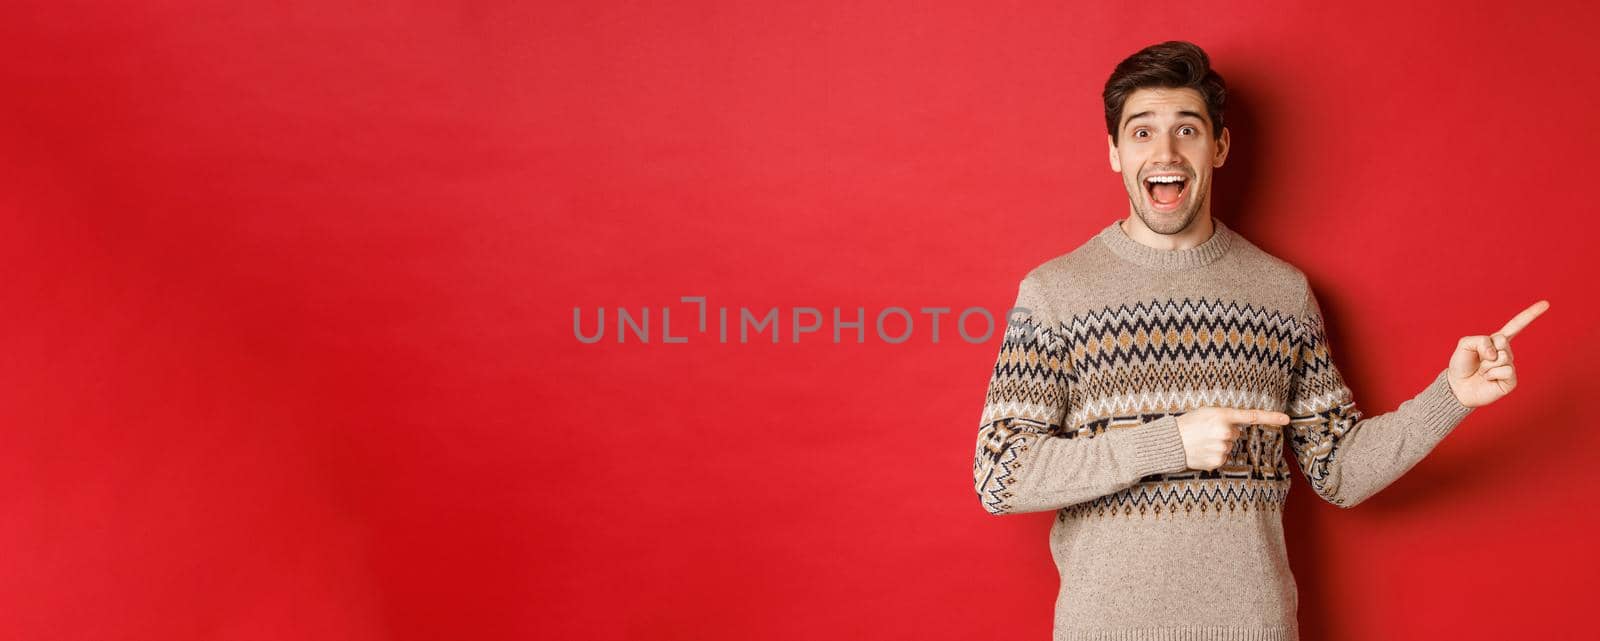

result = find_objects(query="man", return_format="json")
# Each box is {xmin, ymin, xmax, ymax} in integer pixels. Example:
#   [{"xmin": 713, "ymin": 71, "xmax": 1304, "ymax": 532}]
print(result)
[{"xmin": 971, "ymin": 41, "xmax": 1548, "ymax": 640}]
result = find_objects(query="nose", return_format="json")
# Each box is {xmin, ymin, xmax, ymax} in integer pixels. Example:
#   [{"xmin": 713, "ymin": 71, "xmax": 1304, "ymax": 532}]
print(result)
[{"xmin": 1151, "ymin": 133, "xmax": 1181, "ymax": 164}]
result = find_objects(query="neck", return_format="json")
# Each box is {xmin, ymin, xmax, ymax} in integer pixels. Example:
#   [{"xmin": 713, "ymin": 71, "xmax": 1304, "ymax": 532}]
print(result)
[
  {"xmin": 1120, "ymin": 211, "xmax": 1216, "ymax": 251},
  {"xmin": 1099, "ymin": 212, "xmax": 1234, "ymax": 271}
]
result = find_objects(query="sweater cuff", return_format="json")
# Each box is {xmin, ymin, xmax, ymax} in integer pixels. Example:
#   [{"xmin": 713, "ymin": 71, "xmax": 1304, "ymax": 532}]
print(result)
[
  {"xmin": 1123, "ymin": 414, "xmax": 1189, "ymax": 477},
  {"xmin": 1411, "ymin": 368, "xmax": 1475, "ymax": 440}
]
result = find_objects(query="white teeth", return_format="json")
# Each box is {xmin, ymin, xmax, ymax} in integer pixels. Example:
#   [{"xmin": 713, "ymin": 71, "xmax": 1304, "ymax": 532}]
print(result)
[{"xmin": 1146, "ymin": 175, "xmax": 1186, "ymax": 184}]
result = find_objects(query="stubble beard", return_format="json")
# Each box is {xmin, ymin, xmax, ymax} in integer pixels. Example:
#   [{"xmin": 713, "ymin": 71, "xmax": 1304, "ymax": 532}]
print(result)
[{"xmin": 1125, "ymin": 174, "xmax": 1205, "ymax": 236}]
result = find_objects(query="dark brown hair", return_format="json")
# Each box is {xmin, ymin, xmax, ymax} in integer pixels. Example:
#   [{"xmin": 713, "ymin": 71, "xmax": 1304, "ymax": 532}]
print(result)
[{"xmin": 1103, "ymin": 41, "xmax": 1226, "ymax": 143}]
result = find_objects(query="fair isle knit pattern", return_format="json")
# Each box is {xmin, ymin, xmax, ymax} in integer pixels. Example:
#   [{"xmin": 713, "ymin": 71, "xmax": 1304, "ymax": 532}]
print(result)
[{"xmin": 972, "ymin": 218, "xmax": 1474, "ymax": 641}]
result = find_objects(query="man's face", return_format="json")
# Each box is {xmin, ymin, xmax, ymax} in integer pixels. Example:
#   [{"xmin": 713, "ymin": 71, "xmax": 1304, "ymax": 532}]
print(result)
[{"xmin": 1107, "ymin": 87, "xmax": 1230, "ymax": 234}]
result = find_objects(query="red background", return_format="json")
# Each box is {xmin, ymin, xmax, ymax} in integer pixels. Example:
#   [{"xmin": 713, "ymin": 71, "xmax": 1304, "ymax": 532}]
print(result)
[{"xmin": 2, "ymin": 1, "xmax": 1596, "ymax": 639}]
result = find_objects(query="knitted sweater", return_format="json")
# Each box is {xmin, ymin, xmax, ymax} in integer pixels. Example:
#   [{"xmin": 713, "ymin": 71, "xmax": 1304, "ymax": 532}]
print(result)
[{"xmin": 972, "ymin": 217, "xmax": 1474, "ymax": 641}]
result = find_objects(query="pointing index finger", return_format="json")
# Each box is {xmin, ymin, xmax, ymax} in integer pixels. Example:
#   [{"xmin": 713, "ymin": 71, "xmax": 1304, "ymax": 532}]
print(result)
[{"xmin": 1496, "ymin": 300, "xmax": 1550, "ymax": 339}]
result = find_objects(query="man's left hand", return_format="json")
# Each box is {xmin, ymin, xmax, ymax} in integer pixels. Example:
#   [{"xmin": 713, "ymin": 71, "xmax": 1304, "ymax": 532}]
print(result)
[{"xmin": 1447, "ymin": 300, "xmax": 1550, "ymax": 408}]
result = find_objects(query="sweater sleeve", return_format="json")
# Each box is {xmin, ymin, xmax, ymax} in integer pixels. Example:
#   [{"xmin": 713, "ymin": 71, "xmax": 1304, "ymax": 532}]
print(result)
[
  {"xmin": 1284, "ymin": 284, "xmax": 1475, "ymax": 509},
  {"xmin": 973, "ymin": 275, "xmax": 1191, "ymax": 516}
]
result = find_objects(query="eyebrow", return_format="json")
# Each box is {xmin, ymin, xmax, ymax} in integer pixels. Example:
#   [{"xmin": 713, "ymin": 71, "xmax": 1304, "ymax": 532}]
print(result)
[{"xmin": 1123, "ymin": 110, "xmax": 1209, "ymax": 129}]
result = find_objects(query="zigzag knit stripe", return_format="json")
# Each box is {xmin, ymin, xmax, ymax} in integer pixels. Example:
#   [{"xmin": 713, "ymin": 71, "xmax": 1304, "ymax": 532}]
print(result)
[
  {"xmin": 973, "ymin": 293, "xmax": 1355, "ymax": 516},
  {"xmin": 1059, "ymin": 478, "xmax": 1291, "ymax": 520}
]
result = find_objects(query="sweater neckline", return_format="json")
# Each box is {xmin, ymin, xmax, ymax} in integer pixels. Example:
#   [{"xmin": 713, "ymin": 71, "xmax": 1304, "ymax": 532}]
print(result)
[{"xmin": 1097, "ymin": 217, "xmax": 1236, "ymax": 271}]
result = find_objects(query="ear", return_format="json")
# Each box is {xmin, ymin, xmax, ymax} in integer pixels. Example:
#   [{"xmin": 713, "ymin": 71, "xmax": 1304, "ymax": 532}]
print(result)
[
  {"xmin": 1108, "ymin": 134, "xmax": 1122, "ymax": 173},
  {"xmin": 1213, "ymin": 127, "xmax": 1231, "ymax": 168}
]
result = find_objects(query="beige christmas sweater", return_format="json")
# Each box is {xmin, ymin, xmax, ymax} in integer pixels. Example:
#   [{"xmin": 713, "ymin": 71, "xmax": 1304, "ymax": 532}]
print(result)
[{"xmin": 972, "ymin": 217, "xmax": 1474, "ymax": 641}]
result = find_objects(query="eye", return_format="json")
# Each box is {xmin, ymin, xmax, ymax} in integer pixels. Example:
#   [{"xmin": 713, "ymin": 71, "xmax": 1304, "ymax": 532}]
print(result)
[
  {"xmin": 1134, "ymin": 129, "xmax": 1149, "ymax": 138},
  {"xmin": 1179, "ymin": 125, "xmax": 1197, "ymax": 136}
]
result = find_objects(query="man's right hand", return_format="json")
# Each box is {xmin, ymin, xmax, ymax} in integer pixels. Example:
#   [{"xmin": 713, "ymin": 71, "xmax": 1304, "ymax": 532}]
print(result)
[{"xmin": 1175, "ymin": 408, "xmax": 1291, "ymax": 471}]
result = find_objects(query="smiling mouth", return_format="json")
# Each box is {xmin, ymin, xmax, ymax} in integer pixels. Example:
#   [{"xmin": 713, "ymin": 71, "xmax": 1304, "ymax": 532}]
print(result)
[{"xmin": 1144, "ymin": 174, "xmax": 1189, "ymax": 210}]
